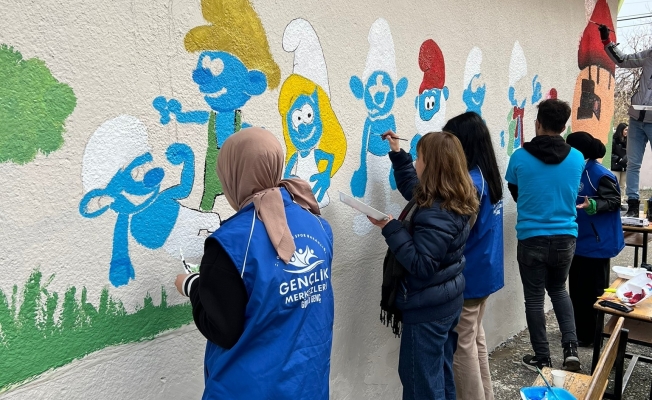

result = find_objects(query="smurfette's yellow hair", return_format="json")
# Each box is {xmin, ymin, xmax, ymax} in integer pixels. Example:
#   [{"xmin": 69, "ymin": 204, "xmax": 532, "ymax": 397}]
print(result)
[{"xmin": 278, "ymin": 74, "xmax": 346, "ymax": 176}]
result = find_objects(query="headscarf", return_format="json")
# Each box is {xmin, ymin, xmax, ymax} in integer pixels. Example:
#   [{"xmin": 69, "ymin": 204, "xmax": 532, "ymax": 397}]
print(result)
[
  {"xmin": 216, "ymin": 127, "xmax": 320, "ymax": 263},
  {"xmin": 566, "ymin": 131, "xmax": 606, "ymax": 160}
]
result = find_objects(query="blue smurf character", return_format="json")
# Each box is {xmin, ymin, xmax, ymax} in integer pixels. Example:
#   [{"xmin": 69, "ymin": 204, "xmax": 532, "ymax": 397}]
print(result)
[
  {"xmin": 80, "ymin": 143, "xmax": 195, "ymax": 287},
  {"xmin": 410, "ymin": 39, "xmax": 449, "ymax": 160},
  {"xmin": 153, "ymin": 51, "xmax": 268, "ymax": 210}
]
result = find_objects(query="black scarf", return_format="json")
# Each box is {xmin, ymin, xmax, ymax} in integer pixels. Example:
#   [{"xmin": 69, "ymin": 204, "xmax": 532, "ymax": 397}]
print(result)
[{"xmin": 380, "ymin": 199, "xmax": 417, "ymax": 337}]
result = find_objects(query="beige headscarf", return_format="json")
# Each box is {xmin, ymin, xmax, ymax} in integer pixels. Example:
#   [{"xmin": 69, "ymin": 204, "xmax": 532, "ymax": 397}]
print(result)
[{"xmin": 216, "ymin": 127, "xmax": 320, "ymax": 263}]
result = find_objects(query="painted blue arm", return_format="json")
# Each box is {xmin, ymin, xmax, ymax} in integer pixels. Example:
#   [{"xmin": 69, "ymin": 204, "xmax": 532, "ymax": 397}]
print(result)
[
  {"xmin": 284, "ymin": 152, "xmax": 299, "ymax": 179},
  {"xmin": 311, "ymin": 149, "xmax": 335, "ymax": 202},
  {"xmin": 350, "ymin": 119, "xmax": 371, "ymax": 197},
  {"xmin": 531, "ymin": 75, "xmax": 542, "ymax": 104},
  {"xmin": 153, "ymin": 96, "xmax": 209, "ymax": 125},
  {"xmin": 158, "ymin": 143, "xmax": 195, "ymax": 199}
]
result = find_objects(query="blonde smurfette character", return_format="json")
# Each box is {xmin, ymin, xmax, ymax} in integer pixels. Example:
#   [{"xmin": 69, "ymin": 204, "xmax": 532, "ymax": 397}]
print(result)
[{"xmin": 279, "ymin": 18, "xmax": 346, "ymax": 208}]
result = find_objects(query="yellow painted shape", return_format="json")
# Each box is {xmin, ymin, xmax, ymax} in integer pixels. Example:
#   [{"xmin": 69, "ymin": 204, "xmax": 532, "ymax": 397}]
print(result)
[
  {"xmin": 184, "ymin": 0, "xmax": 280, "ymax": 89},
  {"xmin": 279, "ymin": 74, "xmax": 347, "ymax": 176},
  {"xmin": 571, "ymin": 66, "xmax": 615, "ymax": 146},
  {"xmin": 618, "ymin": 0, "xmax": 625, "ymax": 15}
]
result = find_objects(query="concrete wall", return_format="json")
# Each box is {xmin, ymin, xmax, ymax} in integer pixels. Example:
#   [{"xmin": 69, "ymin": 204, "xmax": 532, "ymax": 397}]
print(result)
[{"xmin": 0, "ymin": 0, "xmax": 619, "ymax": 398}]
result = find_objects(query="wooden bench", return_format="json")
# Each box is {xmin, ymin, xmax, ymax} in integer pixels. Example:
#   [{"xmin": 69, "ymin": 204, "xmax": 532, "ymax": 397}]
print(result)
[{"xmin": 533, "ymin": 317, "xmax": 628, "ymax": 399}]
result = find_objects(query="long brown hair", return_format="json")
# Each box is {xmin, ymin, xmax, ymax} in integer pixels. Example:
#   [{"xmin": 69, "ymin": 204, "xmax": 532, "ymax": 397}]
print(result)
[{"xmin": 414, "ymin": 132, "xmax": 479, "ymax": 216}]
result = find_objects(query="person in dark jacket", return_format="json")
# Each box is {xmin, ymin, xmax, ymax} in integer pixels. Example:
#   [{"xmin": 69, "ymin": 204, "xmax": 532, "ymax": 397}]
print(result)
[
  {"xmin": 444, "ymin": 112, "xmax": 504, "ymax": 400},
  {"xmin": 611, "ymin": 122, "xmax": 628, "ymax": 209},
  {"xmin": 369, "ymin": 130, "xmax": 479, "ymax": 400},
  {"xmin": 567, "ymin": 131, "xmax": 625, "ymax": 347},
  {"xmin": 505, "ymin": 99, "xmax": 584, "ymax": 372},
  {"xmin": 174, "ymin": 127, "xmax": 334, "ymax": 400}
]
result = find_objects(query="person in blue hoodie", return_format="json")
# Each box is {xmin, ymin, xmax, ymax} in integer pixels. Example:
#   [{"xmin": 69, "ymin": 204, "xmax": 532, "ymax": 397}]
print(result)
[
  {"xmin": 566, "ymin": 131, "xmax": 624, "ymax": 347},
  {"xmin": 174, "ymin": 127, "xmax": 334, "ymax": 400},
  {"xmin": 505, "ymin": 99, "xmax": 584, "ymax": 372},
  {"xmin": 370, "ymin": 130, "xmax": 479, "ymax": 400},
  {"xmin": 444, "ymin": 112, "xmax": 504, "ymax": 400}
]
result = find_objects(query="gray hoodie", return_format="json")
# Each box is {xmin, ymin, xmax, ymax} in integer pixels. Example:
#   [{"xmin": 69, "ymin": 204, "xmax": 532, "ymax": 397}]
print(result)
[{"xmin": 605, "ymin": 42, "xmax": 652, "ymax": 123}]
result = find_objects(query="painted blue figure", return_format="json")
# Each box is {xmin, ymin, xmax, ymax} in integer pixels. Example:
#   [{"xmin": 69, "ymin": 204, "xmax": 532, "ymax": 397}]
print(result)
[
  {"xmin": 349, "ymin": 71, "xmax": 408, "ymax": 198},
  {"xmin": 79, "ymin": 143, "xmax": 195, "ymax": 287},
  {"xmin": 501, "ymin": 75, "xmax": 542, "ymax": 155},
  {"xmin": 463, "ymin": 73, "xmax": 486, "ymax": 115},
  {"xmin": 153, "ymin": 51, "xmax": 265, "ymax": 210},
  {"xmin": 410, "ymin": 87, "xmax": 449, "ymax": 160},
  {"xmin": 283, "ymin": 89, "xmax": 334, "ymax": 205}
]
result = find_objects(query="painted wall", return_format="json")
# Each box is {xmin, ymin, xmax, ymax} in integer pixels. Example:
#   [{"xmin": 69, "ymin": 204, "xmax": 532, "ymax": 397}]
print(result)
[{"xmin": 0, "ymin": 0, "xmax": 619, "ymax": 398}]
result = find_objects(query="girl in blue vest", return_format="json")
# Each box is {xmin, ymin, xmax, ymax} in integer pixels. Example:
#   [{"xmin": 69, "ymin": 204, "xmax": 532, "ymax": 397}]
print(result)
[
  {"xmin": 175, "ymin": 127, "xmax": 334, "ymax": 400},
  {"xmin": 443, "ymin": 112, "xmax": 504, "ymax": 400},
  {"xmin": 566, "ymin": 131, "xmax": 624, "ymax": 347},
  {"xmin": 370, "ymin": 130, "xmax": 479, "ymax": 400}
]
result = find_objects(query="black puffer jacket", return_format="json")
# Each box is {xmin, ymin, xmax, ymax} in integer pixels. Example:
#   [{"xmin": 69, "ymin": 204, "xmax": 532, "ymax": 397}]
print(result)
[
  {"xmin": 381, "ymin": 150, "xmax": 470, "ymax": 324},
  {"xmin": 611, "ymin": 135, "xmax": 627, "ymax": 172}
]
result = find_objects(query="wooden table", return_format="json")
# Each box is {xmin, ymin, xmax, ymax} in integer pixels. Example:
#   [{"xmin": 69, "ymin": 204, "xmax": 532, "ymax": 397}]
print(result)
[
  {"xmin": 623, "ymin": 224, "xmax": 652, "ymax": 266},
  {"xmin": 592, "ymin": 277, "xmax": 652, "ymax": 399}
]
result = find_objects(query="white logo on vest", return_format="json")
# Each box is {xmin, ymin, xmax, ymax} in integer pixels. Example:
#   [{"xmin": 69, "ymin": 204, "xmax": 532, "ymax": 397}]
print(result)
[
  {"xmin": 284, "ymin": 246, "xmax": 324, "ymax": 274},
  {"xmin": 278, "ymin": 234, "xmax": 330, "ymax": 309}
]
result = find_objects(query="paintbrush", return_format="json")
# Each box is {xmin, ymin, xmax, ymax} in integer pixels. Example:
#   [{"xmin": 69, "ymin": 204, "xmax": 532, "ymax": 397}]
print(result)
[
  {"xmin": 589, "ymin": 20, "xmax": 615, "ymax": 33},
  {"xmin": 535, "ymin": 367, "xmax": 561, "ymax": 400},
  {"xmin": 377, "ymin": 133, "xmax": 409, "ymax": 141}
]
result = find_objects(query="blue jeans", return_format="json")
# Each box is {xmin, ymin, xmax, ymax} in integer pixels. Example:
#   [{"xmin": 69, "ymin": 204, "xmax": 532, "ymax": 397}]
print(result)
[
  {"xmin": 517, "ymin": 235, "xmax": 578, "ymax": 358},
  {"xmin": 626, "ymin": 118, "xmax": 652, "ymax": 200},
  {"xmin": 398, "ymin": 309, "xmax": 461, "ymax": 400}
]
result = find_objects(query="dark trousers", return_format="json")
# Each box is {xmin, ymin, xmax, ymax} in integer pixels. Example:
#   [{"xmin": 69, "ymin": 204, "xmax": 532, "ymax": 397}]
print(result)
[
  {"xmin": 568, "ymin": 255, "xmax": 610, "ymax": 343},
  {"xmin": 517, "ymin": 235, "xmax": 578, "ymax": 357},
  {"xmin": 398, "ymin": 308, "xmax": 461, "ymax": 400}
]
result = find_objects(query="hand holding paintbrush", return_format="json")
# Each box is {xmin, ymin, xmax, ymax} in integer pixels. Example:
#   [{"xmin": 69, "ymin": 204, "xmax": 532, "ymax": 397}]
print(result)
[{"xmin": 381, "ymin": 130, "xmax": 408, "ymax": 153}]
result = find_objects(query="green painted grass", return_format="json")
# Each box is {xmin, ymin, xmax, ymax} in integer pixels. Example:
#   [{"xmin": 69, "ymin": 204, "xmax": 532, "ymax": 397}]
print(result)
[{"xmin": 0, "ymin": 270, "xmax": 193, "ymax": 392}]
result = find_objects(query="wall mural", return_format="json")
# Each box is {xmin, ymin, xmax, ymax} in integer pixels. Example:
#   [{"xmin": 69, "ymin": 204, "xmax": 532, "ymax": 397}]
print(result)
[
  {"xmin": 279, "ymin": 18, "xmax": 347, "ymax": 208},
  {"xmin": 349, "ymin": 18, "xmax": 408, "ymax": 235},
  {"xmin": 79, "ymin": 116, "xmax": 220, "ymax": 287},
  {"xmin": 1, "ymin": 0, "xmax": 623, "ymax": 393},
  {"xmin": 409, "ymin": 39, "xmax": 449, "ymax": 160},
  {"xmin": 153, "ymin": 0, "xmax": 280, "ymax": 211},
  {"xmin": 500, "ymin": 41, "xmax": 543, "ymax": 154},
  {"xmin": 463, "ymin": 47, "xmax": 486, "ymax": 117},
  {"xmin": 0, "ymin": 45, "xmax": 76, "ymax": 164},
  {"xmin": 0, "ymin": 271, "xmax": 191, "ymax": 391},
  {"xmin": 572, "ymin": 0, "xmax": 616, "ymax": 167}
]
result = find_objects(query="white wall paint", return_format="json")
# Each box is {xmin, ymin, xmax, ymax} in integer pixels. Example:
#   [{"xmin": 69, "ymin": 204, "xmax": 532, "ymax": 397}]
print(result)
[{"xmin": 0, "ymin": 0, "xmax": 619, "ymax": 398}]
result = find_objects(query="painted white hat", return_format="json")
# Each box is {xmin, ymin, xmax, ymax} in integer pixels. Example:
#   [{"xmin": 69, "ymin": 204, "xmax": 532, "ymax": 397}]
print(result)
[
  {"xmin": 82, "ymin": 115, "xmax": 151, "ymax": 192},
  {"xmin": 463, "ymin": 47, "xmax": 483, "ymax": 89},
  {"xmin": 363, "ymin": 18, "xmax": 397, "ymax": 83},
  {"xmin": 508, "ymin": 41, "xmax": 527, "ymax": 88},
  {"xmin": 283, "ymin": 18, "xmax": 330, "ymax": 97}
]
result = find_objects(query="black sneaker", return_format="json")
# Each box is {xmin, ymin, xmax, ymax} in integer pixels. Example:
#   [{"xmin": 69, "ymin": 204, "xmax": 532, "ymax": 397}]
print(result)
[
  {"xmin": 563, "ymin": 342, "xmax": 581, "ymax": 371},
  {"xmin": 521, "ymin": 354, "xmax": 552, "ymax": 371}
]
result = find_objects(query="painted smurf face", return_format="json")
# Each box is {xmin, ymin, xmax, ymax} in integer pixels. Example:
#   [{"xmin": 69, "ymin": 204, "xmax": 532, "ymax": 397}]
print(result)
[
  {"xmin": 417, "ymin": 88, "xmax": 446, "ymax": 122},
  {"xmin": 287, "ymin": 89, "xmax": 323, "ymax": 151},
  {"xmin": 192, "ymin": 51, "xmax": 267, "ymax": 112},
  {"xmin": 463, "ymin": 73, "xmax": 486, "ymax": 112},
  {"xmin": 106, "ymin": 153, "xmax": 164, "ymax": 214},
  {"xmin": 364, "ymin": 71, "xmax": 397, "ymax": 118}
]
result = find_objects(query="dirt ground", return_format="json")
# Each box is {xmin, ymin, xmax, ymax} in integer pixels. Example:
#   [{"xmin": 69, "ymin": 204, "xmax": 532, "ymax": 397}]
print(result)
[{"xmin": 489, "ymin": 190, "xmax": 652, "ymax": 399}]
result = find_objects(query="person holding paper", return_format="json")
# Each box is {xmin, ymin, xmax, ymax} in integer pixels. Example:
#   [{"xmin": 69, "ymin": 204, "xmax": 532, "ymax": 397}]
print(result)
[
  {"xmin": 174, "ymin": 127, "xmax": 334, "ymax": 400},
  {"xmin": 443, "ymin": 112, "xmax": 504, "ymax": 400},
  {"xmin": 369, "ymin": 130, "xmax": 479, "ymax": 400},
  {"xmin": 599, "ymin": 24, "xmax": 652, "ymax": 217}
]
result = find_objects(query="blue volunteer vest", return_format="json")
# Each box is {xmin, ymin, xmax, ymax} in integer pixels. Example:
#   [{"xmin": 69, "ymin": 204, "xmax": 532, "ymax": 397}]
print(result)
[
  {"xmin": 204, "ymin": 188, "xmax": 334, "ymax": 400},
  {"xmin": 575, "ymin": 160, "xmax": 625, "ymax": 258},
  {"xmin": 463, "ymin": 168, "xmax": 505, "ymax": 299}
]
